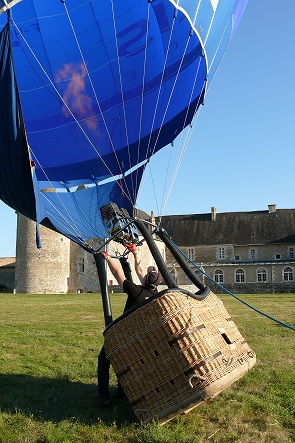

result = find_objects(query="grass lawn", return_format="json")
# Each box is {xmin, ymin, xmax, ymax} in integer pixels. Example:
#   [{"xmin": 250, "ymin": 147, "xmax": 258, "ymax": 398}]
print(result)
[{"xmin": 0, "ymin": 291, "xmax": 294, "ymax": 443}]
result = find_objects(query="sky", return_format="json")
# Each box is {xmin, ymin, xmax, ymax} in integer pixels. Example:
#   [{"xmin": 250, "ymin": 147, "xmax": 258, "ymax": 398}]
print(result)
[{"xmin": 1, "ymin": 0, "xmax": 295, "ymax": 258}]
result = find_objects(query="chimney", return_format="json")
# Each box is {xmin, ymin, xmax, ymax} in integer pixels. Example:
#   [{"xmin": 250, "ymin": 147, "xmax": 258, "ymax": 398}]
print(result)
[
  {"xmin": 211, "ymin": 207, "xmax": 216, "ymax": 221},
  {"xmin": 268, "ymin": 204, "xmax": 277, "ymax": 213}
]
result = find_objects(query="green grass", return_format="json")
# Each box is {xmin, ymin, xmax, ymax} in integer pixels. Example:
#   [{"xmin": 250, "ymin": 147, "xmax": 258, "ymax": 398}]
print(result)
[{"xmin": 0, "ymin": 292, "xmax": 294, "ymax": 443}]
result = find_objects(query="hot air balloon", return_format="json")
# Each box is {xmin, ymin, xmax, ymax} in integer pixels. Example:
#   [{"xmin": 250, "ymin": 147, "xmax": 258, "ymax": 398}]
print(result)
[{"xmin": 0, "ymin": 0, "xmax": 255, "ymax": 424}]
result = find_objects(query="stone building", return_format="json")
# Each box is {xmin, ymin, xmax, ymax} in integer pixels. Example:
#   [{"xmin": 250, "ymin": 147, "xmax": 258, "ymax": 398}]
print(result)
[
  {"xmin": 1, "ymin": 205, "xmax": 295, "ymax": 294},
  {"xmin": 159, "ymin": 204, "xmax": 295, "ymax": 293}
]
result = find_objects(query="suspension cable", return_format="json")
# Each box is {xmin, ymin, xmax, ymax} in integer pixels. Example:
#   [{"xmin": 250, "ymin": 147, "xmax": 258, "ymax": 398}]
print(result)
[{"xmin": 161, "ymin": 68, "xmax": 207, "ymax": 215}]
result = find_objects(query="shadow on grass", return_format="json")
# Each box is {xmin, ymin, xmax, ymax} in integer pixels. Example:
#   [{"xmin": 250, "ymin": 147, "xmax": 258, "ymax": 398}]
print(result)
[{"xmin": 0, "ymin": 374, "xmax": 137, "ymax": 426}]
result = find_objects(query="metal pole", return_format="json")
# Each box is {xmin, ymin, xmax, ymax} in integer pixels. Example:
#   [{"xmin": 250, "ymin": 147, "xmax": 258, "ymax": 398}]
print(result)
[
  {"xmin": 156, "ymin": 227, "xmax": 207, "ymax": 291},
  {"xmin": 94, "ymin": 253, "xmax": 113, "ymax": 327},
  {"xmin": 119, "ymin": 256, "xmax": 133, "ymax": 282},
  {"xmin": 134, "ymin": 218, "xmax": 176, "ymax": 289}
]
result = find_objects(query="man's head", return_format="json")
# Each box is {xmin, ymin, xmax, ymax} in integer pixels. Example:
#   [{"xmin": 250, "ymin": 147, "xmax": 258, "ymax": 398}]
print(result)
[{"xmin": 145, "ymin": 266, "xmax": 160, "ymax": 288}]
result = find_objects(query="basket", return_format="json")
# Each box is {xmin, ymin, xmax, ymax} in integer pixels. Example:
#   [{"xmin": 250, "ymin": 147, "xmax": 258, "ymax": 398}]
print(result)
[{"xmin": 104, "ymin": 289, "xmax": 256, "ymax": 424}]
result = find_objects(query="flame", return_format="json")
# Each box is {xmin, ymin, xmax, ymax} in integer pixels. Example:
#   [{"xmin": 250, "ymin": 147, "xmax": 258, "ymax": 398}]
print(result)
[{"xmin": 56, "ymin": 63, "xmax": 97, "ymax": 132}]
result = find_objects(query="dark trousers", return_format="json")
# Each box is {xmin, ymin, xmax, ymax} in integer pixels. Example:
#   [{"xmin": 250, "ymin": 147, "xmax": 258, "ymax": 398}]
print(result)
[{"xmin": 97, "ymin": 346, "xmax": 111, "ymax": 398}]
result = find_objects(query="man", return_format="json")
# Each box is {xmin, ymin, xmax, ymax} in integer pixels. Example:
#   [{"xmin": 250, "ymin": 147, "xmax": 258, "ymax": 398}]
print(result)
[{"xmin": 96, "ymin": 243, "xmax": 160, "ymax": 406}]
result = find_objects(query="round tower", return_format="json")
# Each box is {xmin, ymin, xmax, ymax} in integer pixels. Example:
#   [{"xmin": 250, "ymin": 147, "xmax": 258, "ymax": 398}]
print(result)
[{"xmin": 15, "ymin": 214, "xmax": 71, "ymax": 294}]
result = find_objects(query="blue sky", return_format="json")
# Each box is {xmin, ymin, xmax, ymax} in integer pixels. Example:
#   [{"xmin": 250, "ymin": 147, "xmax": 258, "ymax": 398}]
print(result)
[{"xmin": 1, "ymin": 0, "xmax": 294, "ymax": 257}]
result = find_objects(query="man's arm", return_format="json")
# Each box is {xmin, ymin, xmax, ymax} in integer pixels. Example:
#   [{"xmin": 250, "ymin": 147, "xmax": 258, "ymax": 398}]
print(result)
[
  {"xmin": 102, "ymin": 253, "xmax": 125, "ymax": 289},
  {"xmin": 126, "ymin": 244, "xmax": 146, "ymax": 284}
]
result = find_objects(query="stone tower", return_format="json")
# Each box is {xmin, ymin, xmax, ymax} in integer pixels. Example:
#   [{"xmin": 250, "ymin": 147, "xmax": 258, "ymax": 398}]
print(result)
[{"xmin": 15, "ymin": 214, "xmax": 71, "ymax": 293}]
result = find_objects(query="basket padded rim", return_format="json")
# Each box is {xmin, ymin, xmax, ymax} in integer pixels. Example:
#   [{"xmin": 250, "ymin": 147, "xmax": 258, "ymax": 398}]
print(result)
[{"xmin": 104, "ymin": 286, "xmax": 211, "ymax": 335}]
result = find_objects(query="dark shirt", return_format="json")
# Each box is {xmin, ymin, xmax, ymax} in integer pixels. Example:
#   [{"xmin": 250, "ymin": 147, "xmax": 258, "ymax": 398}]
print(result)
[{"xmin": 123, "ymin": 279, "xmax": 157, "ymax": 312}]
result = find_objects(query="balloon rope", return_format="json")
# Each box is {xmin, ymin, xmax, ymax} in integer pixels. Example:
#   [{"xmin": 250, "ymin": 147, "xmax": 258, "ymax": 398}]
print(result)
[
  {"xmin": 163, "ymin": 12, "xmax": 235, "ymax": 209},
  {"xmin": 147, "ymin": 162, "xmax": 161, "ymax": 217},
  {"xmin": 207, "ymin": 15, "xmax": 231, "ymax": 73},
  {"xmin": 159, "ymin": 144, "xmax": 174, "ymax": 214},
  {"xmin": 160, "ymin": 64, "xmax": 206, "ymax": 215}
]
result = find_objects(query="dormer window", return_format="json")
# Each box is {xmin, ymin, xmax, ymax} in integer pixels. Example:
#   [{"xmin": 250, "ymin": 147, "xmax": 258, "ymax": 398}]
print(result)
[
  {"xmin": 218, "ymin": 247, "xmax": 225, "ymax": 260},
  {"xmin": 187, "ymin": 249, "xmax": 194, "ymax": 261}
]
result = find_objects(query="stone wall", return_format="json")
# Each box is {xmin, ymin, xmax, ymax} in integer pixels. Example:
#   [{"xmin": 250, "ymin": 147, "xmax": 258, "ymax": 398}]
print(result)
[
  {"xmin": 0, "ymin": 260, "xmax": 15, "ymax": 291},
  {"xmin": 172, "ymin": 282, "xmax": 295, "ymax": 295},
  {"xmin": 212, "ymin": 282, "xmax": 295, "ymax": 294}
]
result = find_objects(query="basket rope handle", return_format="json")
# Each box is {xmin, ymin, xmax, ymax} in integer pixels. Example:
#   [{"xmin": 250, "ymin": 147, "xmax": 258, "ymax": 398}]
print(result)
[{"xmin": 188, "ymin": 374, "xmax": 206, "ymax": 388}]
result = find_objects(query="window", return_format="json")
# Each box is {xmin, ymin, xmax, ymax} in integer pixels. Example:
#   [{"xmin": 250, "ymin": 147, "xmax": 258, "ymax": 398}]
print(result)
[
  {"xmin": 214, "ymin": 270, "xmax": 224, "ymax": 283},
  {"xmin": 250, "ymin": 249, "xmax": 256, "ymax": 260},
  {"xmin": 235, "ymin": 268, "xmax": 245, "ymax": 283},
  {"xmin": 218, "ymin": 247, "xmax": 225, "ymax": 260},
  {"xmin": 78, "ymin": 258, "xmax": 85, "ymax": 273},
  {"xmin": 187, "ymin": 249, "xmax": 194, "ymax": 261},
  {"xmin": 235, "ymin": 255, "xmax": 240, "ymax": 261},
  {"xmin": 275, "ymin": 254, "xmax": 281, "ymax": 260},
  {"xmin": 283, "ymin": 267, "xmax": 293, "ymax": 282},
  {"xmin": 289, "ymin": 247, "xmax": 294, "ymax": 259},
  {"xmin": 257, "ymin": 268, "xmax": 267, "ymax": 282}
]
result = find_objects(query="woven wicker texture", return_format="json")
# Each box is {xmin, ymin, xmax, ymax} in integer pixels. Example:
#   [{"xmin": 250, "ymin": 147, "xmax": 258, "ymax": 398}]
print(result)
[{"xmin": 104, "ymin": 290, "xmax": 256, "ymax": 424}]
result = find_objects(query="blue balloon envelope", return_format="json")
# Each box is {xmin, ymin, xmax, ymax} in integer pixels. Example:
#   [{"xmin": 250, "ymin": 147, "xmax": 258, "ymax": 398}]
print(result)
[{"xmin": 0, "ymin": 0, "xmax": 248, "ymax": 250}]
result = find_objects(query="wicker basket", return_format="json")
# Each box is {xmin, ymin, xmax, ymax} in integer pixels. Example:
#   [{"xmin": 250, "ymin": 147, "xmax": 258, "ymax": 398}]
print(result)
[{"xmin": 104, "ymin": 289, "xmax": 256, "ymax": 424}]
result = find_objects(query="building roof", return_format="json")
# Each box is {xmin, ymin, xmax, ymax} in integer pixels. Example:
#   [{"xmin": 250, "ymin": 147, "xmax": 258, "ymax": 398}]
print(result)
[
  {"xmin": 158, "ymin": 207, "xmax": 295, "ymax": 247},
  {"xmin": 0, "ymin": 257, "xmax": 16, "ymax": 268}
]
